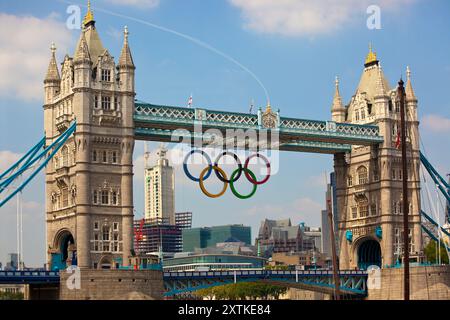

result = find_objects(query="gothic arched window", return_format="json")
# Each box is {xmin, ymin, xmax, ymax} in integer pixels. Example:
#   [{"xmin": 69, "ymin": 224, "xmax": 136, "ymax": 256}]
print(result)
[
  {"xmin": 62, "ymin": 146, "xmax": 69, "ymax": 167},
  {"xmin": 357, "ymin": 166, "xmax": 368, "ymax": 185}
]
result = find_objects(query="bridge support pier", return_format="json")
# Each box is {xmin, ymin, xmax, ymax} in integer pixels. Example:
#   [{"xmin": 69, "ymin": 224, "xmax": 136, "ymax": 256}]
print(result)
[
  {"xmin": 366, "ymin": 265, "xmax": 450, "ymax": 300},
  {"xmin": 25, "ymin": 284, "xmax": 60, "ymax": 300}
]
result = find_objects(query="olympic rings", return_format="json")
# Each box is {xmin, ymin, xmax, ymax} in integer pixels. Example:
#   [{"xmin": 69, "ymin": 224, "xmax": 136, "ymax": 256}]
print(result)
[
  {"xmin": 244, "ymin": 153, "xmax": 271, "ymax": 185},
  {"xmin": 199, "ymin": 166, "xmax": 228, "ymax": 198},
  {"xmin": 214, "ymin": 151, "xmax": 243, "ymax": 183},
  {"xmin": 183, "ymin": 150, "xmax": 271, "ymax": 199},
  {"xmin": 229, "ymin": 167, "xmax": 257, "ymax": 199},
  {"xmin": 183, "ymin": 150, "xmax": 212, "ymax": 182}
]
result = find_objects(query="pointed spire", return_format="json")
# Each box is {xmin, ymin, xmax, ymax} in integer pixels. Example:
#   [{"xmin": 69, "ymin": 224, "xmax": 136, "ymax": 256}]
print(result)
[
  {"xmin": 332, "ymin": 76, "xmax": 344, "ymax": 111},
  {"xmin": 83, "ymin": 0, "xmax": 95, "ymax": 27},
  {"xmin": 74, "ymin": 30, "xmax": 91, "ymax": 63},
  {"xmin": 45, "ymin": 42, "xmax": 60, "ymax": 82},
  {"xmin": 405, "ymin": 66, "xmax": 416, "ymax": 101},
  {"xmin": 375, "ymin": 62, "xmax": 387, "ymax": 97},
  {"xmin": 119, "ymin": 25, "xmax": 135, "ymax": 68},
  {"xmin": 365, "ymin": 42, "xmax": 379, "ymax": 67}
]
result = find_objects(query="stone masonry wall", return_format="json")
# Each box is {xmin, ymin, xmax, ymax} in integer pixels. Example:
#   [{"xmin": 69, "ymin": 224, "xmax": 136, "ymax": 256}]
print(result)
[
  {"xmin": 367, "ymin": 265, "xmax": 450, "ymax": 300},
  {"xmin": 60, "ymin": 269, "xmax": 164, "ymax": 300}
]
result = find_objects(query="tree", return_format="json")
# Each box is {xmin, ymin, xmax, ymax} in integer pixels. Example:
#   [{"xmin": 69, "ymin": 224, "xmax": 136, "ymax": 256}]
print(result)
[
  {"xmin": 195, "ymin": 282, "xmax": 287, "ymax": 300},
  {"xmin": 424, "ymin": 240, "xmax": 449, "ymax": 264},
  {"xmin": 0, "ymin": 291, "xmax": 24, "ymax": 300}
]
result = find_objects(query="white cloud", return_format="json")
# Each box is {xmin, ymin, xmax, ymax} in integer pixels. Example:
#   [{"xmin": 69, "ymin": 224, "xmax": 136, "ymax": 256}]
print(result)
[
  {"xmin": 229, "ymin": 0, "xmax": 416, "ymax": 37},
  {"xmin": 0, "ymin": 150, "xmax": 22, "ymax": 172},
  {"xmin": 422, "ymin": 114, "xmax": 450, "ymax": 133},
  {"xmin": 0, "ymin": 13, "xmax": 73, "ymax": 102},
  {"xmin": 103, "ymin": 0, "xmax": 160, "ymax": 9}
]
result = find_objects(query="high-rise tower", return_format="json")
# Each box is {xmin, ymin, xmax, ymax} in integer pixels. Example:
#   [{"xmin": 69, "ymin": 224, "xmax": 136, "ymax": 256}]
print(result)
[
  {"xmin": 44, "ymin": 3, "xmax": 135, "ymax": 269},
  {"xmin": 144, "ymin": 144, "xmax": 175, "ymax": 225},
  {"xmin": 333, "ymin": 46, "xmax": 422, "ymax": 269}
]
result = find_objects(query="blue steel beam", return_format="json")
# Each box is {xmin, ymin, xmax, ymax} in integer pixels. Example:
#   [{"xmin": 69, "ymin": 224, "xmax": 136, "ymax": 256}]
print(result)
[
  {"xmin": 0, "ymin": 271, "xmax": 60, "ymax": 284},
  {"xmin": 0, "ymin": 122, "xmax": 76, "ymax": 207},
  {"xmin": 163, "ymin": 270, "xmax": 367, "ymax": 297},
  {"xmin": 134, "ymin": 127, "xmax": 352, "ymax": 154}
]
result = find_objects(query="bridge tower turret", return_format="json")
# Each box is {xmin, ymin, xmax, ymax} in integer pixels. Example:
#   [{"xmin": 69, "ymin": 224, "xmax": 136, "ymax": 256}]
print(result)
[
  {"xmin": 331, "ymin": 76, "xmax": 346, "ymax": 123},
  {"xmin": 333, "ymin": 45, "xmax": 422, "ymax": 270},
  {"xmin": 44, "ymin": 3, "xmax": 135, "ymax": 270}
]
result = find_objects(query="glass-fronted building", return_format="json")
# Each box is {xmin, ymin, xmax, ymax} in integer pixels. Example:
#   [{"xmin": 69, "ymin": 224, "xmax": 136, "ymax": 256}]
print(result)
[
  {"xmin": 182, "ymin": 224, "xmax": 251, "ymax": 252},
  {"xmin": 163, "ymin": 253, "xmax": 266, "ymax": 272}
]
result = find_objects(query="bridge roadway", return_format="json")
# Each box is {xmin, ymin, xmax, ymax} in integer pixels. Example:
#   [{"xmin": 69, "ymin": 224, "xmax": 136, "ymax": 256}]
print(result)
[{"xmin": 0, "ymin": 269, "xmax": 368, "ymax": 298}]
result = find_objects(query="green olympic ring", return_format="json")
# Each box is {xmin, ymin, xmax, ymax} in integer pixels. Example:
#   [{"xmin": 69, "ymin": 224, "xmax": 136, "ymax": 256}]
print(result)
[{"xmin": 229, "ymin": 167, "xmax": 258, "ymax": 199}]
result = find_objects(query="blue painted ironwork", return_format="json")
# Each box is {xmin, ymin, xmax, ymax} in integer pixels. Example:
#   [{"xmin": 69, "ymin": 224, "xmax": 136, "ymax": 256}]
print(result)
[
  {"xmin": 0, "ymin": 121, "xmax": 76, "ymax": 207},
  {"xmin": 0, "ymin": 268, "xmax": 367, "ymax": 297},
  {"xmin": 346, "ymin": 230, "xmax": 353, "ymax": 242},
  {"xmin": 0, "ymin": 270, "xmax": 60, "ymax": 284},
  {"xmin": 421, "ymin": 225, "xmax": 450, "ymax": 252},
  {"xmin": 0, "ymin": 137, "xmax": 45, "ymax": 181},
  {"xmin": 134, "ymin": 102, "xmax": 383, "ymax": 154},
  {"xmin": 421, "ymin": 210, "xmax": 450, "ymax": 238},
  {"xmin": 420, "ymin": 151, "xmax": 450, "ymax": 204},
  {"xmin": 375, "ymin": 226, "xmax": 382, "ymax": 239},
  {"xmin": 163, "ymin": 269, "xmax": 368, "ymax": 297}
]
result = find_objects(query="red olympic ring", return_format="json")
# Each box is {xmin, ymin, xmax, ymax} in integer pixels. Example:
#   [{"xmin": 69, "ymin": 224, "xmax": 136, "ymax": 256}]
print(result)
[{"xmin": 244, "ymin": 153, "xmax": 271, "ymax": 185}]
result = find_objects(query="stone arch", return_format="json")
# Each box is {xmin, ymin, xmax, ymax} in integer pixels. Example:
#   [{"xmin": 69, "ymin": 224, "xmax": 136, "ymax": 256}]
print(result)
[
  {"xmin": 353, "ymin": 236, "xmax": 381, "ymax": 270},
  {"xmin": 98, "ymin": 255, "xmax": 113, "ymax": 269},
  {"xmin": 51, "ymin": 228, "xmax": 76, "ymax": 270}
]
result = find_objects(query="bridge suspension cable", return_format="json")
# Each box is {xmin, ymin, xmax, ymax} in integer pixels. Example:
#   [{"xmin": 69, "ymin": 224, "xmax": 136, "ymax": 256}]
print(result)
[
  {"xmin": 419, "ymin": 157, "xmax": 450, "ymax": 263},
  {"xmin": 0, "ymin": 121, "xmax": 77, "ymax": 208}
]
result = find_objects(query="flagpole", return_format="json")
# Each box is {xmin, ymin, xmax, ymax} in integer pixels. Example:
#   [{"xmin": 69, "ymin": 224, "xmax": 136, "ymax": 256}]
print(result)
[{"xmin": 398, "ymin": 78, "xmax": 410, "ymax": 300}]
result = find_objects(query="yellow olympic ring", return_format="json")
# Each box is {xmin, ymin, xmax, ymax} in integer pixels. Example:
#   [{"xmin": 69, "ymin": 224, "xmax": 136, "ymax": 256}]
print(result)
[{"xmin": 199, "ymin": 165, "xmax": 228, "ymax": 198}]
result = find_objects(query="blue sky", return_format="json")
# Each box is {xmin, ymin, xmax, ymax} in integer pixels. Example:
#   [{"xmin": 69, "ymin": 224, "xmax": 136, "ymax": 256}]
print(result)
[{"xmin": 0, "ymin": 0, "xmax": 449, "ymax": 266}]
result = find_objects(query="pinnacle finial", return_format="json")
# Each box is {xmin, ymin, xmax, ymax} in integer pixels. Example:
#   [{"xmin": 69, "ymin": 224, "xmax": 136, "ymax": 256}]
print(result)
[
  {"xmin": 335, "ymin": 76, "xmax": 339, "ymax": 88},
  {"xmin": 405, "ymin": 65, "xmax": 416, "ymax": 100},
  {"xmin": 83, "ymin": 0, "xmax": 94, "ymax": 26},
  {"xmin": 365, "ymin": 42, "xmax": 378, "ymax": 65},
  {"xmin": 124, "ymin": 25, "xmax": 129, "ymax": 37},
  {"xmin": 50, "ymin": 42, "xmax": 56, "ymax": 54}
]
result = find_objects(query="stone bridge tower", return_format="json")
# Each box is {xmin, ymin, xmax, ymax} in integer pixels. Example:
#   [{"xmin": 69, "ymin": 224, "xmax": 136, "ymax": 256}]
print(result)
[
  {"xmin": 332, "ymin": 46, "xmax": 422, "ymax": 269},
  {"xmin": 43, "ymin": 6, "xmax": 135, "ymax": 269}
]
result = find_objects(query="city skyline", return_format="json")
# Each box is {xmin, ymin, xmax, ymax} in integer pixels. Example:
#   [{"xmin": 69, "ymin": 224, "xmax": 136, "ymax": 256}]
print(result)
[{"xmin": 1, "ymin": 0, "xmax": 450, "ymax": 267}]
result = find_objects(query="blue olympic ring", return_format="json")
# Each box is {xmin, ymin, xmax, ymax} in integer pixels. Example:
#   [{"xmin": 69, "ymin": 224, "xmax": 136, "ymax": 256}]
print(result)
[{"xmin": 183, "ymin": 149, "xmax": 212, "ymax": 182}]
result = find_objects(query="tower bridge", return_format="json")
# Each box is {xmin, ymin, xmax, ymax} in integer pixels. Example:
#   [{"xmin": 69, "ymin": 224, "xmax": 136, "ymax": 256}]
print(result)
[
  {"xmin": 41, "ymin": 2, "xmax": 420, "ymax": 272},
  {"xmin": 41, "ymin": 6, "xmax": 409, "ymax": 272},
  {"xmin": 2, "ymin": 3, "xmax": 449, "ymax": 299}
]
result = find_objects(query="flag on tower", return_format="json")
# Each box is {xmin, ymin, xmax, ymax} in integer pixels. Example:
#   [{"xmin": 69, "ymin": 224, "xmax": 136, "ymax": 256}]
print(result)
[{"xmin": 187, "ymin": 94, "xmax": 193, "ymax": 108}]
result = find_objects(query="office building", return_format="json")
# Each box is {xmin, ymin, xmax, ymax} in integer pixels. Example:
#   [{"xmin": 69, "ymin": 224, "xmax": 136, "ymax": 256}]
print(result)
[
  {"xmin": 134, "ymin": 218, "xmax": 182, "ymax": 254},
  {"xmin": 257, "ymin": 219, "xmax": 315, "ymax": 257},
  {"xmin": 182, "ymin": 224, "xmax": 251, "ymax": 252},
  {"xmin": 163, "ymin": 252, "xmax": 266, "ymax": 272},
  {"xmin": 144, "ymin": 145, "xmax": 175, "ymax": 225},
  {"xmin": 175, "ymin": 212, "xmax": 193, "ymax": 229}
]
